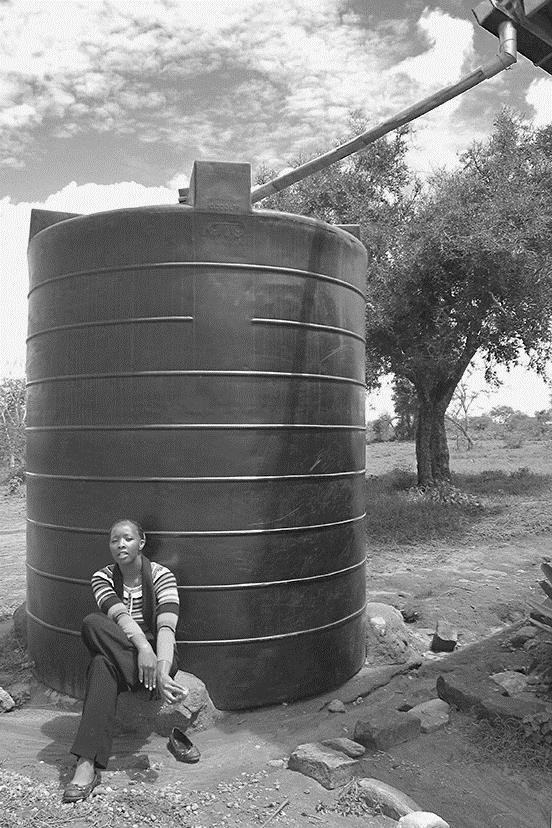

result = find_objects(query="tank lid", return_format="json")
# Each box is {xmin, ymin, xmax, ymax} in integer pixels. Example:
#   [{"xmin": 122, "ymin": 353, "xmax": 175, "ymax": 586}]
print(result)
[{"xmin": 186, "ymin": 160, "xmax": 252, "ymax": 213}]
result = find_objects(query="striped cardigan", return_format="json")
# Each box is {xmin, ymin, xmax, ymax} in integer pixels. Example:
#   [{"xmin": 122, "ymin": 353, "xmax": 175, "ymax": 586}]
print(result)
[{"xmin": 91, "ymin": 562, "xmax": 179, "ymax": 635}]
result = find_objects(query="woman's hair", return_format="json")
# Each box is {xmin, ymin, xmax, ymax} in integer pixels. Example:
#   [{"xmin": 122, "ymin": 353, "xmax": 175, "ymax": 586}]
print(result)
[{"xmin": 109, "ymin": 518, "xmax": 146, "ymax": 541}]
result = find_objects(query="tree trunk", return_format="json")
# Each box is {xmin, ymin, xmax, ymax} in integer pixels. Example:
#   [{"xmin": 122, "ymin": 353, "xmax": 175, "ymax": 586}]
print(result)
[{"xmin": 415, "ymin": 398, "xmax": 452, "ymax": 486}]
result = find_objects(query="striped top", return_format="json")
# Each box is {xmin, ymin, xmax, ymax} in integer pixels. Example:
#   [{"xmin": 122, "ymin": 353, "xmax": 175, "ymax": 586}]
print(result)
[{"xmin": 91, "ymin": 562, "xmax": 179, "ymax": 635}]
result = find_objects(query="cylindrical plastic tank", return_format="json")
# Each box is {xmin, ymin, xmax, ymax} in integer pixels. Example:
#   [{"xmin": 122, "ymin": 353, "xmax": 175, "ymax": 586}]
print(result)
[{"xmin": 26, "ymin": 162, "xmax": 367, "ymax": 709}]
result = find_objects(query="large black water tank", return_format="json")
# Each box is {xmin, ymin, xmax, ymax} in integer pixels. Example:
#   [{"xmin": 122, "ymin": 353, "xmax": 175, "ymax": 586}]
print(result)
[{"xmin": 26, "ymin": 162, "xmax": 367, "ymax": 709}]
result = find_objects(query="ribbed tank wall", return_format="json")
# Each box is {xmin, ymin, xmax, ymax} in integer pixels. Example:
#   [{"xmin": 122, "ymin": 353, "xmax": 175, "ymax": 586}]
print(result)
[{"xmin": 26, "ymin": 204, "xmax": 367, "ymax": 709}]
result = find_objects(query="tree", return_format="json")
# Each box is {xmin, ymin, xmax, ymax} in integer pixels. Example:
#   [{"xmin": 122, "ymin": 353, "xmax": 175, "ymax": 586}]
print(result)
[
  {"xmin": 255, "ymin": 109, "xmax": 552, "ymax": 486},
  {"xmin": 0, "ymin": 377, "xmax": 26, "ymax": 470},
  {"xmin": 392, "ymin": 376, "xmax": 418, "ymax": 441},
  {"xmin": 367, "ymin": 110, "xmax": 552, "ymax": 484}
]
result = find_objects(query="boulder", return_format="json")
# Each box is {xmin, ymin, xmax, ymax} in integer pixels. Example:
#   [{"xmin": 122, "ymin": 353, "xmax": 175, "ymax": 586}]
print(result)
[
  {"xmin": 116, "ymin": 670, "xmax": 222, "ymax": 736},
  {"xmin": 365, "ymin": 603, "xmax": 413, "ymax": 664},
  {"xmin": 355, "ymin": 707, "xmax": 421, "ymax": 751},
  {"xmin": 355, "ymin": 778, "xmax": 421, "ymax": 820},
  {"xmin": 398, "ymin": 813, "xmax": 450, "ymax": 828},
  {"xmin": 0, "ymin": 687, "xmax": 15, "ymax": 713},
  {"xmin": 320, "ymin": 737, "xmax": 365, "ymax": 758},
  {"xmin": 327, "ymin": 699, "xmax": 346, "ymax": 713},
  {"xmin": 407, "ymin": 699, "xmax": 450, "ymax": 733},
  {"xmin": 288, "ymin": 743, "xmax": 359, "ymax": 789}
]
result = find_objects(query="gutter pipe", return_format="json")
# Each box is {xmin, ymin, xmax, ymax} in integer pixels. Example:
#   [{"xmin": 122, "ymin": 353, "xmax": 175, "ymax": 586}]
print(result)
[{"xmin": 251, "ymin": 20, "xmax": 517, "ymax": 203}]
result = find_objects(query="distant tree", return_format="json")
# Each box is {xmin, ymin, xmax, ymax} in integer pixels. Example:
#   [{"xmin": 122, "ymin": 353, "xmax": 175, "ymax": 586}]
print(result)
[
  {"xmin": 371, "ymin": 412, "xmax": 395, "ymax": 443},
  {"xmin": 446, "ymin": 370, "xmax": 490, "ymax": 450},
  {"xmin": 0, "ymin": 377, "xmax": 26, "ymax": 469},
  {"xmin": 392, "ymin": 376, "xmax": 418, "ymax": 441},
  {"xmin": 489, "ymin": 405, "xmax": 517, "ymax": 425}
]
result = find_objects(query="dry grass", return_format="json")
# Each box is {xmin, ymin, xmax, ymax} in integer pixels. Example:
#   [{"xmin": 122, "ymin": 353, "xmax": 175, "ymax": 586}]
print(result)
[{"xmin": 365, "ymin": 438, "xmax": 552, "ymax": 548}]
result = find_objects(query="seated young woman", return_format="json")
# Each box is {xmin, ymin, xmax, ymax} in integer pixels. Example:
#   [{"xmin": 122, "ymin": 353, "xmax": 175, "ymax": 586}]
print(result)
[{"xmin": 63, "ymin": 518, "xmax": 189, "ymax": 802}]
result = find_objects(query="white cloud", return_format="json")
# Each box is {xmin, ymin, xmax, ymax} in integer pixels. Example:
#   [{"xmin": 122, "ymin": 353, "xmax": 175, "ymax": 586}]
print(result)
[
  {"xmin": 526, "ymin": 77, "xmax": 552, "ymax": 128},
  {"xmin": 395, "ymin": 9, "xmax": 474, "ymax": 87},
  {"xmin": 0, "ymin": 0, "xmax": 483, "ymax": 174}
]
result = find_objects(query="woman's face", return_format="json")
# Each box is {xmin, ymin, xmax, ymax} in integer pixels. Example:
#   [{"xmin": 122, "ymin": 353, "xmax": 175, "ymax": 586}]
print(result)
[{"xmin": 109, "ymin": 521, "xmax": 144, "ymax": 566}]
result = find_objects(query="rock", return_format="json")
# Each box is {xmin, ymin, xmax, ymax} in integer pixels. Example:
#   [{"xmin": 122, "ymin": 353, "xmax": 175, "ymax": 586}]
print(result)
[
  {"xmin": 327, "ymin": 699, "xmax": 346, "ymax": 713},
  {"xmin": 267, "ymin": 759, "xmax": 286, "ymax": 768},
  {"xmin": 288, "ymin": 743, "xmax": 359, "ymax": 789},
  {"xmin": 5, "ymin": 680, "xmax": 31, "ymax": 707},
  {"xmin": 365, "ymin": 603, "xmax": 413, "ymax": 664},
  {"xmin": 354, "ymin": 707, "xmax": 421, "ymax": 751},
  {"xmin": 355, "ymin": 778, "xmax": 421, "ymax": 820},
  {"xmin": 320, "ymin": 737, "xmax": 365, "ymax": 758},
  {"xmin": 12, "ymin": 603, "xmax": 27, "ymax": 649},
  {"xmin": 508, "ymin": 626, "xmax": 536, "ymax": 648},
  {"xmin": 436, "ymin": 673, "xmax": 546, "ymax": 721},
  {"xmin": 407, "ymin": 699, "xmax": 450, "ymax": 733},
  {"xmin": 116, "ymin": 670, "xmax": 222, "ymax": 736},
  {"xmin": 0, "ymin": 687, "xmax": 15, "ymax": 712},
  {"xmin": 430, "ymin": 620, "xmax": 457, "ymax": 653},
  {"xmin": 490, "ymin": 670, "xmax": 529, "ymax": 696},
  {"xmin": 398, "ymin": 812, "xmax": 450, "ymax": 828}
]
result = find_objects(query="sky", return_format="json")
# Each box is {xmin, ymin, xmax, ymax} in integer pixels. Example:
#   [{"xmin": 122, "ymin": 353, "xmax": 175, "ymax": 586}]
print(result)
[{"xmin": 1, "ymin": 0, "xmax": 552, "ymax": 414}]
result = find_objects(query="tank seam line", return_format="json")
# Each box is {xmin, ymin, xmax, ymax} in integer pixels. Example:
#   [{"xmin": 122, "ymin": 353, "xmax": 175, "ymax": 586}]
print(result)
[
  {"xmin": 26, "ymin": 370, "xmax": 366, "ymax": 387},
  {"xmin": 25, "ymin": 557, "xmax": 367, "ymax": 589},
  {"xmin": 26, "ymin": 512, "xmax": 367, "ymax": 536},
  {"xmin": 27, "ymin": 261, "xmax": 365, "ymax": 299},
  {"xmin": 25, "ymin": 469, "xmax": 366, "ymax": 482}
]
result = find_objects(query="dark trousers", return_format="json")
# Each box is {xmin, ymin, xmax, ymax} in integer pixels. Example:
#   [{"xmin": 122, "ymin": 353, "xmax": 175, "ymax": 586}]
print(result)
[{"xmin": 70, "ymin": 613, "xmax": 177, "ymax": 769}]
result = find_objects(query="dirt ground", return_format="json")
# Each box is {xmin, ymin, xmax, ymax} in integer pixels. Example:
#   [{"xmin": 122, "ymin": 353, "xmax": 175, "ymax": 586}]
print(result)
[{"xmin": 1, "ymin": 438, "xmax": 552, "ymax": 827}]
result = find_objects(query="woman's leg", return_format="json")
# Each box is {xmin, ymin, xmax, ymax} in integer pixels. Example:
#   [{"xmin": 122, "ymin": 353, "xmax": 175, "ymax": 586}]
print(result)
[{"xmin": 70, "ymin": 613, "xmax": 141, "ymax": 772}]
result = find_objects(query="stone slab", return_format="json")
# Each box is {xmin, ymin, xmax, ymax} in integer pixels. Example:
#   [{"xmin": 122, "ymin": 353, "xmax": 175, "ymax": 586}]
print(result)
[
  {"xmin": 354, "ymin": 708, "xmax": 421, "ymax": 751},
  {"xmin": 326, "ymin": 662, "xmax": 421, "ymax": 705},
  {"xmin": 288, "ymin": 743, "xmax": 359, "ymax": 789},
  {"xmin": 436, "ymin": 673, "xmax": 546, "ymax": 721},
  {"xmin": 320, "ymin": 737, "xmax": 365, "ymax": 758}
]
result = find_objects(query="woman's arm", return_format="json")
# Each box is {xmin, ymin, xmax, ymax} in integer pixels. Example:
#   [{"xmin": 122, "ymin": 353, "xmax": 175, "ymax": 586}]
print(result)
[{"xmin": 106, "ymin": 603, "xmax": 157, "ymax": 690}]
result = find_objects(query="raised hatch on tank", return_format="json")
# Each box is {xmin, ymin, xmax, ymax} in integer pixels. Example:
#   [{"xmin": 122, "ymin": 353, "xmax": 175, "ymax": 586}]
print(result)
[{"xmin": 25, "ymin": 161, "xmax": 367, "ymax": 709}]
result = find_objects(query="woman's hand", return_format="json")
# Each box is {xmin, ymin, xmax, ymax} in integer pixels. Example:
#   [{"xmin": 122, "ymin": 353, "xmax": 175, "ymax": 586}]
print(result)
[
  {"xmin": 137, "ymin": 644, "xmax": 157, "ymax": 690},
  {"xmin": 156, "ymin": 667, "xmax": 189, "ymax": 704}
]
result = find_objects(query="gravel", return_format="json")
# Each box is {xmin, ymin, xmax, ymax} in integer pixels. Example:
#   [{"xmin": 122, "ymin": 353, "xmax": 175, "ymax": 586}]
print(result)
[{"xmin": 0, "ymin": 766, "xmax": 296, "ymax": 828}]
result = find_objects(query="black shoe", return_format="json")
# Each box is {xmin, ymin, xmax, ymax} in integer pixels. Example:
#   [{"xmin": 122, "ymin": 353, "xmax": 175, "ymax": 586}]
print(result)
[
  {"xmin": 168, "ymin": 727, "xmax": 200, "ymax": 763},
  {"xmin": 62, "ymin": 771, "xmax": 101, "ymax": 802}
]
